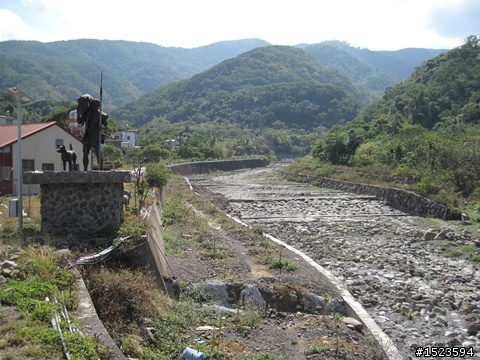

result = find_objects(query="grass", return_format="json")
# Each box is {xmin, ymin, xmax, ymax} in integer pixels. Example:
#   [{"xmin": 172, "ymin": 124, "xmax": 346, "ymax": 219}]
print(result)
[
  {"xmin": 245, "ymin": 353, "xmax": 277, "ymax": 360},
  {"xmin": 0, "ymin": 242, "xmax": 111, "ymax": 359},
  {"xmin": 162, "ymin": 227, "xmax": 190, "ymax": 257},
  {"xmin": 304, "ymin": 345, "xmax": 328, "ymax": 355},
  {"xmin": 162, "ymin": 174, "xmax": 287, "ymax": 271},
  {"xmin": 253, "ymin": 245, "xmax": 298, "ymax": 272},
  {"xmin": 268, "ymin": 258, "xmax": 298, "ymax": 271},
  {"xmin": 436, "ymin": 241, "xmax": 480, "ymax": 263}
]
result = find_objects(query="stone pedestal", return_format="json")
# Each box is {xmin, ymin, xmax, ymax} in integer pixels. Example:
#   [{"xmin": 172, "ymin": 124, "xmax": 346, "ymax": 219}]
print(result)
[{"xmin": 23, "ymin": 171, "xmax": 133, "ymax": 235}]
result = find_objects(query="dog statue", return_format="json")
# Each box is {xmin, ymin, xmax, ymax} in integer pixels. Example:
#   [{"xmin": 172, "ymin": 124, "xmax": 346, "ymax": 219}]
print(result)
[
  {"xmin": 57, "ymin": 144, "xmax": 77, "ymax": 171},
  {"xmin": 122, "ymin": 190, "xmax": 131, "ymax": 210}
]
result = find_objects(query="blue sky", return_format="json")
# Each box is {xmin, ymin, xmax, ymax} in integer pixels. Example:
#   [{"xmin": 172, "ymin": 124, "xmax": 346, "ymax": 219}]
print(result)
[{"xmin": 0, "ymin": 0, "xmax": 478, "ymax": 51}]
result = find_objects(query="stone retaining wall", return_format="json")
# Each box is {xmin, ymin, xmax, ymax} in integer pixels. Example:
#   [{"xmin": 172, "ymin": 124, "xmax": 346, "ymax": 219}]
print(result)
[
  {"xmin": 23, "ymin": 171, "xmax": 133, "ymax": 235},
  {"xmin": 283, "ymin": 172, "xmax": 460, "ymax": 220},
  {"xmin": 167, "ymin": 158, "xmax": 270, "ymax": 175}
]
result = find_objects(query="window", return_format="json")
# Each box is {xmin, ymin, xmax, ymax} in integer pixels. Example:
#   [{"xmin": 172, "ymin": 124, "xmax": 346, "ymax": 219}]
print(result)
[
  {"xmin": 55, "ymin": 139, "xmax": 64, "ymax": 149},
  {"xmin": 22, "ymin": 159, "xmax": 34, "ymax": 172},
  {"xmin": 0, "ymin": 167, "xmax": 10, "ymax": 180},
  {"xmin": 42, "ymin": 163, "xmax": 54, "ymax": 171},
  {"xmin": 127, "ymin": 136, "xmax": 131, "ymax": 140}
]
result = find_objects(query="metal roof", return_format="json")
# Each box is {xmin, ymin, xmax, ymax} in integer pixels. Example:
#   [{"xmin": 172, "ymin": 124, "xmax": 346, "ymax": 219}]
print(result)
[{"xmin": 0, "ymin": 121, "xmax": 71, "ymax": 148}]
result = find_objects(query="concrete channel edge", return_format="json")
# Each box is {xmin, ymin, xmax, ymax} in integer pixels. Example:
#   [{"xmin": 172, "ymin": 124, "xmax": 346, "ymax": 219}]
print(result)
[{"xmin": 226, "ymin": 213, "xmax": 404, "ymax": 360}]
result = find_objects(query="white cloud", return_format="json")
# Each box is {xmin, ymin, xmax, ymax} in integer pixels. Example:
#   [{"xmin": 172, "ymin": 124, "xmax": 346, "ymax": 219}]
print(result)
[
  {"xmin": 0, "ymin": 8, "xmax": 49, "ymax": 41},
  {"xmin": 0, "ymin": 0, "xmax": 472, "ymax": 50}
]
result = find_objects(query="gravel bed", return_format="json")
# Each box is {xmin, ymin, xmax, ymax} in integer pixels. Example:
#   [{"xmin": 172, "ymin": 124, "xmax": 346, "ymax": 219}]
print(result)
[{"xmin": 188, "ymin": 164, "xmax": 480, "ymax": 359}]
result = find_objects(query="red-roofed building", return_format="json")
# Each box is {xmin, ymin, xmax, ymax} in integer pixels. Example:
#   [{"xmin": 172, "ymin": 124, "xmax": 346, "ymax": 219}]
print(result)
[{"xmin": 0, "ymin": 121, "xmax": 86, "ymax": 195}]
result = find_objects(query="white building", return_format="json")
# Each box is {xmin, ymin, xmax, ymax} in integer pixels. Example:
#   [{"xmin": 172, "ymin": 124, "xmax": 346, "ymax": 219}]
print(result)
[{"xmin": 121, "ymin": 130, "xmax": 139, "ymax": 148}]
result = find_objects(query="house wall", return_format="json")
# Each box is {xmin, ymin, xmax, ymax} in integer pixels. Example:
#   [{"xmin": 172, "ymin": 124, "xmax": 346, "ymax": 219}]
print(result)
[
  {"xmin": 11, "ymin": 125, "xmax": 86, "ymax": 195},
  {"xmin": 122, "ymin": 131, "xmax": 138, "ymax": 147}
]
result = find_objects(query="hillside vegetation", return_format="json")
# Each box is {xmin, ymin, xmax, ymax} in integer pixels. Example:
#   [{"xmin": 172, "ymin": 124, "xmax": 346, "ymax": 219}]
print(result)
[
  {"xmin": 0, "ymin": 38, "xmax": 443, "ymax": 113},
  {"xmin": 112, "ymin": 46, "xmax": 368, "ymax": 130},
  {"xmin": 305, "ymin": 35, "xmax": 480, "ymax": 214},
  {"xmin": 0, "ymin": 38, "xmax": 269, "ymax": 109}
]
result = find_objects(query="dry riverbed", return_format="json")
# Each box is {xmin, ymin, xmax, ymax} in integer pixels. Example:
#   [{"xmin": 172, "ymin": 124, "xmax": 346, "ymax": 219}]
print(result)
[{"xmin": 186, "ymin": 163, "xmax": 480, "ymax": 359}]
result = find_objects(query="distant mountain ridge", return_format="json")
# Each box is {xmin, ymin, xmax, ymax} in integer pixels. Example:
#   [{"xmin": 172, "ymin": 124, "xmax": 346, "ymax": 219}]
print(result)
[
  {"xmin": 0, "ymin": 38, "xmax": 269, "ymax": 109},
  {"xmin": 300, "ymin": 41, "xmax": 447, "ymax": 98},
  {"xmin": 0, "ymin": 38, "xmax": 446, "ymax": 112},
  {"xmin": 314, "ymin": 40, "xmax": 447, "ymax": 78}
]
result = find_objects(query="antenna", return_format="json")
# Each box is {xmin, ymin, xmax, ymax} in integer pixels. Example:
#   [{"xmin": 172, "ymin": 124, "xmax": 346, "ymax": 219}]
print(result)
[{"xmin": 98, "ymin": 71, "xmax": 103, "ymax": 170}]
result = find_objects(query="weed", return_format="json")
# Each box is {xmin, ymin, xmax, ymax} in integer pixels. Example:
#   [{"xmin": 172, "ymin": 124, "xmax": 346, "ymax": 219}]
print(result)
[
  {"xmin": 180, "ymin": 288, "xmax": 212, "ymax": 304},
  {"xmin": 304, "ymin": 345, "xmax": 328, "ymax": 355},
  {"xmin": 365, "ymin": 335, "xmax": 387, "ymax": 360},
  {"xmin": 121, "ymin": 336, "xmax": 143, "ymax": 358},
  {"xmin": 206, "ymin": 205, "xmax": 218, "ymax": 215},
  {"xmin": 0, "ymin": 244, "xmax": 110, "ymax": 359},
  {"xmin": 1, "ymin": 279, "xmax": 58, "ymax": 309},
  {"xmin": 252, "ymin": 227, "xmax": 264, "ymax": 235},
  {"xmin": 268, "ymin": 258, "xmax": 298, "ymax": 271},
  {"xmin": 236, "ymin": 324, "xmax": 251, "ymax": 336},
  {"xmin": 117, "ymin": 214, "xmax": 148, "ymax": 238},
  {"xmin": 84, "ymin": 268, "xmax": 169, "ymax": 329},
  {"xmin": 436, "ymin": 242, "xmax": 480, "ymax": 263},
  {"xmin": 162, "ymin": 227, "xmax": 189, "ymax": 257},
  {"xmin": 332, "ymin": 312, "xmax": 343, "ymax": 355},
  {"xmin": 240, "ymin": 306, "xmax": 262, "ymax": 328},
  {"xmin": 148, "ymin": 299, "xmax": 217, "ymax": 357},
  {"xmin": 322, "ymin": 292, "xmax": 332, "ymax": 325},
  {"xmin": 203, "ymin": 347, "xmax": 224, "ymax": 359},
  {"xmin": 245, "ymin": 353, "xmax": 277, "ymax": 360}
]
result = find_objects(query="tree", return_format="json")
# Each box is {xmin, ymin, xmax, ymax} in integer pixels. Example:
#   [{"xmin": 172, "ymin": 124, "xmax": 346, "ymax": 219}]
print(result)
[
  {"xmin": 145, "ymin": 162, "xmax": 171, "ymax": 188},
  {"xmin": 132, "ymin": 162, "xmax": 172, "ymax": 211},
  {"xmin": 141, "ymin": 144, "xmax": 169, "ymax": 162},
  {"xmin": 101, "ymin": 144, "xmax": 124, "ymax": 168}
]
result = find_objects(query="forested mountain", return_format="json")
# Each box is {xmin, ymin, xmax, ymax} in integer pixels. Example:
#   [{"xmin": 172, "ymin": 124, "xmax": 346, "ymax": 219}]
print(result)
[
  {"xmin": 111, "ymin": 46, "xmax": 369, "ymax": 130},
  {"xmin": 301, "ymin": 41, "xmax": 447, "ymax": 100},
  {"xmin": 0, "ymin": 38, "xmax": 269, "ymax": 108},
  {"xmin": 302, "ymin": 43, "xmax": 401, "ymax": 98},
  {"xmin": 311, "ymin": 35, "xmax": 480, "ymax": 202},
  {"xmin": 357, "ymin": 35, "xmax": 480, "ymax": 130},
  {"xmin": 0, "ymin": 38, "xmax": 444, "ymax": 113},
  {"xmin": 311, "ymin": 40, "xmax": 447, "ymax": 79}
]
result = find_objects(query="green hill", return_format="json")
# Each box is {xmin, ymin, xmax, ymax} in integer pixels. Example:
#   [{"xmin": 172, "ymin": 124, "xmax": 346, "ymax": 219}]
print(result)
[
  {"xmin": 111, "ymin": 45, "xmax": 369, "ymax": 130},
  {"xmin": 0, "ymin": 38, "xmax": 270, "ymax": 109},
  {"xmin": 310, "ymin": 35, "xmax": 480, "ymax": 204},
  {"xmin": 314, "ymin": 40, "xmax": 447, "ymax": 79},
  {"xmin": 0, "ymin": 38, "xmax": 445, "ymax": 114},
  {"xmin": 358, "ymin": 35, "xmax": 480, "ymax": 130}
]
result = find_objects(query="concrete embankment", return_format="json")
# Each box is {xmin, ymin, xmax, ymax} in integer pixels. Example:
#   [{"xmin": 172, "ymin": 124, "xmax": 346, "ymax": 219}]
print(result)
[
  {"xmin": 282, "ymin": 171, "xmax": 461, "ymax": 220},
  {"xmin": 167, "ymin": 158, "xmax": 270, "ymax": 175}
]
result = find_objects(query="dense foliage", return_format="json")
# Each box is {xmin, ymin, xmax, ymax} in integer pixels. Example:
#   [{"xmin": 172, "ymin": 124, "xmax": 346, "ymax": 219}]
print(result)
[
  {"xmin": 0, "ymin": 38, "xmax": 269, "ymax": 108},
  {"xmin": 302, "ymin": 43, "xmax": 402, "ymax": 99},
  {"xmin": 111, "ymin": 46, "xmax": 367, "ymax": 130},
  {"xmin": 0, "ymin": 39, "xmax": 441, "ymax": 113},
  {"xmin": 314, "ymin": 40, "xmax": 447, "ymax": 79},
  {"xmin": 312, "ymin": 35, "xmax": 480, "ymax": 203}
]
